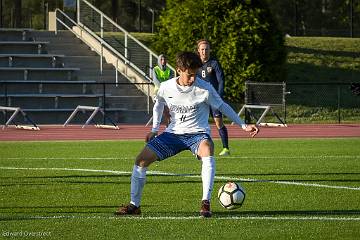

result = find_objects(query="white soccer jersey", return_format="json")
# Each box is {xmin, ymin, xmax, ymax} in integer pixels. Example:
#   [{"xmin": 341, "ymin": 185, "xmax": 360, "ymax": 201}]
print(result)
[{"xmin": 153, "ymin": 77, "xmax": 223, "ymax": 135}]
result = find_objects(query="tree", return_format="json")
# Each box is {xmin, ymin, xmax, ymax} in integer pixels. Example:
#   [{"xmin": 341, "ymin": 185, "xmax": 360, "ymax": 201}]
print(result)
[
  {"xmin": 14, "ymin": 0, "xmax": 21, "ymax": 27},
  {"xmin": 111, "ymin": 0, "xmax": 118, "ymax": 22},
  {"xmin": 267, "ymin": 0, "xmax": 360, "ymax": 37},
  {"xmin": 153, "ymin": 0, "xmax": 286, "ymax": 102}
]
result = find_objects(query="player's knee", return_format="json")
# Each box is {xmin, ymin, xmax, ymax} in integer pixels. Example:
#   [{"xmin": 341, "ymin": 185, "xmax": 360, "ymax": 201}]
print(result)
[
  {"xmin": 135, "ymin": 147, "xmax": 158, "ymax": 167},
  {"xmin": 198, "ymin": 140, "xmax": 214, "ymax": 157}
]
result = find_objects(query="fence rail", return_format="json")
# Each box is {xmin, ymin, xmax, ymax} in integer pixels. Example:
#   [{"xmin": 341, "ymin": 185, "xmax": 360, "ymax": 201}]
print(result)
[
  {"xmin": 234, "ymin": 81, "xmax": 360, "ymax": 124},
  {"xmin": 0, "ymin": 81, "xmax": 153, "ymax": 124},
  {"xmin": 1, "ymin": 81, "xmax": 359, "ymax": 124},
  {"xmin": 286, "ymin": 82, "xmax": 359, "ymax": 123}
]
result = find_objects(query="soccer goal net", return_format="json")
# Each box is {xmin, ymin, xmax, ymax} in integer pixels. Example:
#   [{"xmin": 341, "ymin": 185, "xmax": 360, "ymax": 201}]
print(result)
[{"xmin": 234, "ymin": 82, "xmax": 288, "ymax": 126}]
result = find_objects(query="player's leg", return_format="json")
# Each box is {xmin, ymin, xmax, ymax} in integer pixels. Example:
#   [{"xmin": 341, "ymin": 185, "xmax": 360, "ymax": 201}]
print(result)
[
  {"xmin": 115, "ymin": 146, "xmax": 158, "ymax": 215},
  {"xmin": 162, "ymin": 106, "xmax": 171, "ymax": 126},
  {"xmin": 196, "ymin": 137, "xmax": 215, "ymax": 217},
  {"xmin": 116, "ymin": 132, "xmax": 187, "ymax": 215},
  {"xmin": 197, "ymin": 139, "xmax": 215, "ymax": 201},
  {"xmin": 212, "ymin": 108, "xmax": 230, "ymax": 156},
  {"xmin": 131, "ymin": 147, "xmax": 158, "ymax": 205}
]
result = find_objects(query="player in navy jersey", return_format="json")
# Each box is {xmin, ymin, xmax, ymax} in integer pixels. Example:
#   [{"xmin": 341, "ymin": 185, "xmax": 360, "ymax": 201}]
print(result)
[
  {"xmin": 196, "ymin": 39, "xmax": 230, "ymax": 156},
  {"xmin": 115, "ymin": 52, "xmax": 259, "ymax": 218}
]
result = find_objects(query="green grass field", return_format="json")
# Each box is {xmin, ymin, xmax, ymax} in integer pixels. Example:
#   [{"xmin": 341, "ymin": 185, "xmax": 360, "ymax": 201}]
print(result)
[{"xmin": 1, "ymin": 138, "xmax": 360, "ymax": 239}]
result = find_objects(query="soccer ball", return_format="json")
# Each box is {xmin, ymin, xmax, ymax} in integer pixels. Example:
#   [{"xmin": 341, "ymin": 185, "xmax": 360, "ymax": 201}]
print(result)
[{"xmin": 217, "ymin": 182, "xmax": 246, "ymax": 210}]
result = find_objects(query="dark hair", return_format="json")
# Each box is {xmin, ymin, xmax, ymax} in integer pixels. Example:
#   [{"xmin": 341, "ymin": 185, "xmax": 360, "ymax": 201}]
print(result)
[{"xmin": 176, "ymin": 52, "xmax": 202, "ymax": 71}]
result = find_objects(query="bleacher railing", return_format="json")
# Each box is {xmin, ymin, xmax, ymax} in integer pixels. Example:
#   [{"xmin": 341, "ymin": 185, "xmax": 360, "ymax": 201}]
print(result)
[
  {"xmin": 55, "ymin": 8, "xmax": 133, "ymax": 86},
  {"xmin": 0, "ymin": 81, "xmax": 154, "ymax": 124},
  {"xmin": 76, "ymin": 0, "xmax": 175, "ymax": 82}
]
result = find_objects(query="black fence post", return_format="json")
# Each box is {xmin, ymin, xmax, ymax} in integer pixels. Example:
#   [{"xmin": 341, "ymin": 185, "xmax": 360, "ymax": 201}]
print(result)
[
  {"xmin": 4, "ymin": 82, "xmax": 8, "ymax": 124},
  {"xmin": 102, "ymin": 82, "xmax": 106, "ymax": 124},
  {"xmin": 0, "ymin": 0, "xmax": 3, "ymax": 28},
  {"xmin": 337, "ymin": 85, "xmax": 341, "ymax": 124},
  {"xmin": 350, "ymin": 0, "xmax": 354, "ymax": 38}
]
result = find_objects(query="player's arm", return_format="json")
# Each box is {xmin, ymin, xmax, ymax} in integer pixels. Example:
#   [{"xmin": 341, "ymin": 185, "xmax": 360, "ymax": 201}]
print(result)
[
  {"xmin": 214, "ymin": 61, "xmax": 225, "ymax": 97},
  {"xmin": 217, "ymin": 103, "xmax": 259, "ymax": 137},
  {"xmin": 152, "ymin": 68, "xmax": 161, "ymax": 88},
  {"xmin": 207, "ymin": 83, "xmax": 259, "ymax": 137},
  {"xmin": 146, "ymin": 94, "xmax": 165, "ymax": 142}
]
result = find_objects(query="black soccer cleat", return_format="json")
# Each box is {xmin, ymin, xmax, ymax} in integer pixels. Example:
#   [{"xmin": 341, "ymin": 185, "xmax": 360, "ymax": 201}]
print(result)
[
  {"xmin": 200, "ymin": 200, "xmax": 212, "ymax": 218},
  {"xmin": 114, "ymin": 203, "xmax": 141, "ymax": 216}
]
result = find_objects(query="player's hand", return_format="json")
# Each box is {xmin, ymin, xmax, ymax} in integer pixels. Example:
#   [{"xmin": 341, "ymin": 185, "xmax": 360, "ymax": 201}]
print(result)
[
  {"xmin": 244, "ymin": 125, "xmax": 259, "ymax": 137},
  {"xmin": 145, "ymin": 132, "xmax": 157, "ymax": 142}
]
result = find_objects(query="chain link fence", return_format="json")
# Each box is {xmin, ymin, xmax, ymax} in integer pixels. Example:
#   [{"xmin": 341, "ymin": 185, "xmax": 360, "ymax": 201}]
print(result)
[
  {"xmin": 239, "ymin": 82, "xmax": 360, "ymax": 124},
  {"xmin": 286, "ymin": 82, "xmax": 360, "ymax": 123}
]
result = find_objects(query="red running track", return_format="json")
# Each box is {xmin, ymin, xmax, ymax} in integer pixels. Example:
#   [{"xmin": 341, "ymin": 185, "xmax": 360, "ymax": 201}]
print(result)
[{"xmin": 0, "ymin": 124, "xmax": 360, "ymax": 141}]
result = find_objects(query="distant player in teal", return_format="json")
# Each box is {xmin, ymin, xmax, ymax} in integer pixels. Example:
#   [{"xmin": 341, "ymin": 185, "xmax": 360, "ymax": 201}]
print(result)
[
  {"xmin": 152, "ymin": 54, "xmax": 174, "ymax": 91},
  {"xmin": 196, "ymin": 39, "xmax": 230, "ymax": 156},
  {"xmin": 115, "ymin": 52, "xmax": 259, "ymax": 218}
]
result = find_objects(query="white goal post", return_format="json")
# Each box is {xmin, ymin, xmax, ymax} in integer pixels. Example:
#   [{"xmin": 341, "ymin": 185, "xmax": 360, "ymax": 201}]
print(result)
[
  {"xmin": 232, "ymin": 82, "xmax": 289, "ymax": 127},
  {"xmin": 232, "ymin": 104, "xmax": 287, "ymax": 127},
  {"xmin": 0, "ymin": 106, "xmax": 40, "ymax": 130},
  {"xmin": 63, "ymin": 105, "xmax": 119, "ymax": 129}
]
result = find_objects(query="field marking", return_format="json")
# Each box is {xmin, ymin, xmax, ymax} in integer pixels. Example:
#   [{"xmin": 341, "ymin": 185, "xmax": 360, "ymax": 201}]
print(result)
[
  {"xmin": 2, "ymin": 155, "xmax": 360, "ymax": 160},
  {"xmin": 8, "ymin": 215, "xmax": 360, "ymax": 222},
  {"xmin": 1, "ymin": 166, "xmax": 360, "ymax": 191}
]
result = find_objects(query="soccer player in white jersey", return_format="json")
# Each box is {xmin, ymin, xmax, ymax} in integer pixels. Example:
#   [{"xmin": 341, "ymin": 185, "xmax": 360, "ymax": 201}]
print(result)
[{"xmin": 115, "ymin": 52, "xmax": 259, "ymax": 218}]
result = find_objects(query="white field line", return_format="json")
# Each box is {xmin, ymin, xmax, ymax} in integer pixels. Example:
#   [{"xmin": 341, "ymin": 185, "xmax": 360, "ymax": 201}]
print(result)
[
  {"xmin": 2, "ymin": 155, "xmax": 360, "ymax": 160},
  {"xmin": 1, "ymin": 166, "xmax": 360, "ymax": 191},
  {"xmin": 24, "ymin": 215, "xmax": 360, "ymax": 222}
]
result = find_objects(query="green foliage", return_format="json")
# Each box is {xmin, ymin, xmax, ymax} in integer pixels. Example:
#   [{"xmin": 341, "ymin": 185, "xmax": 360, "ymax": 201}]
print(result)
[
  {"xmin": 267, "ymin": 0, "xmax": 360, "ymax": 37},
  {"xmin": 153, "ymin": 0, "xmax": 286, "ymax": 102},
  {"xmin": 1, "ymin": 0, "xmax": 64, "ymax": 29}
]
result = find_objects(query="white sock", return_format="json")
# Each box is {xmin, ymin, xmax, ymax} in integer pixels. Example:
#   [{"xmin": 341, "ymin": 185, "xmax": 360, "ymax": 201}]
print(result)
[
  {"xmin": 130, "ymin": 165, "xmax": 147, "ymax": 207},
  {"xmin": 201, "ymin": 156, "xmax": 215, "ymax": 201}
]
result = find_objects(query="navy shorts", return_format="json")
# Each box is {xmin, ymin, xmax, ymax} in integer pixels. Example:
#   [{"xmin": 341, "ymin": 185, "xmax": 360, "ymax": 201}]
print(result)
[{"xmin": 147, "ymin": 132, "xmax": 212, "ymax": 160}]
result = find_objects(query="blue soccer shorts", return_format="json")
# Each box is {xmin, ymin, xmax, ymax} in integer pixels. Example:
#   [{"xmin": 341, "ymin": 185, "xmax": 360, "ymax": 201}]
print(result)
[{"xmin": 147, "ymin": 132, "xmax": 212, "ymax": 160}]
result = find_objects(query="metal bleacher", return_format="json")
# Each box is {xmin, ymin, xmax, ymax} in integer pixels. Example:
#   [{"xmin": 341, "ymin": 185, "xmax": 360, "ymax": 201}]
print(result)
[{"xmin": 0, "ymin": 27, "xmax": 152, "ymax": 124}]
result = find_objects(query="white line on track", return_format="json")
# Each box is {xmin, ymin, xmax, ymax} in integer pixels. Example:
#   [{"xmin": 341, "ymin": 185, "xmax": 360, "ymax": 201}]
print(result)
[
  {"xmin": 1, "ymin": 166, "xmax": 360, "ymax": 191},
  {"xmin": 12, "ymin": 215, "xmax": 360, "ymax": 222}
]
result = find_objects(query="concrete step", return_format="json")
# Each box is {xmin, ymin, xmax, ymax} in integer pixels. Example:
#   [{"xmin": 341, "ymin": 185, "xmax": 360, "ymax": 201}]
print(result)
[
  {"xmin": 46, "ymin": 44, "xmax": 97, "ymax": 56},
  {"xmin": 77, "ymin": 74, "xmax": 129, "ymax": 82},
  {"xmin": 0, "ymin": 29, "xmax": 34, "ymax": 41},
  {"xmin": 3, "ymin": 95, "xmax": 151, "ymax": 112},
  {"xmin": 0, "ymin": 67, "xmax": 78, "ymax": 81},
  {"xmin": 4, "ymin": 109, "xmax": 151, "ymax": 124},
  {"xmin": 5, "ymin": 95, "xmax": 102, "ymax": 110},
  {"xmin": 0, "ymin": 44, "xmax": 47, "ymax": 55},
  {"xmin": 0, "ymin": 82, "xmax": 145, "ymax": 96},
  {"xmin": 36, "ymin": 32, "xmax": 82, "ymax": 44},
  {"xmin": 32, "ymin": 30, "xmax": 74, "ymax": 38},
  {"xmin": 0, "ymin": 30, "xmax": 151, "ymax": 123}
]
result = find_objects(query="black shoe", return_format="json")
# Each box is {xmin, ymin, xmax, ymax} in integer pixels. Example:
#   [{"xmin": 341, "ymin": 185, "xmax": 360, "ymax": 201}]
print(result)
[
  {"xmin": 200, "ymin": 200, "xmax": 212, "ymax": 218},
  {"xmin": 115, "ymin": 203, "xmax": 141, "ymax": 215}
]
